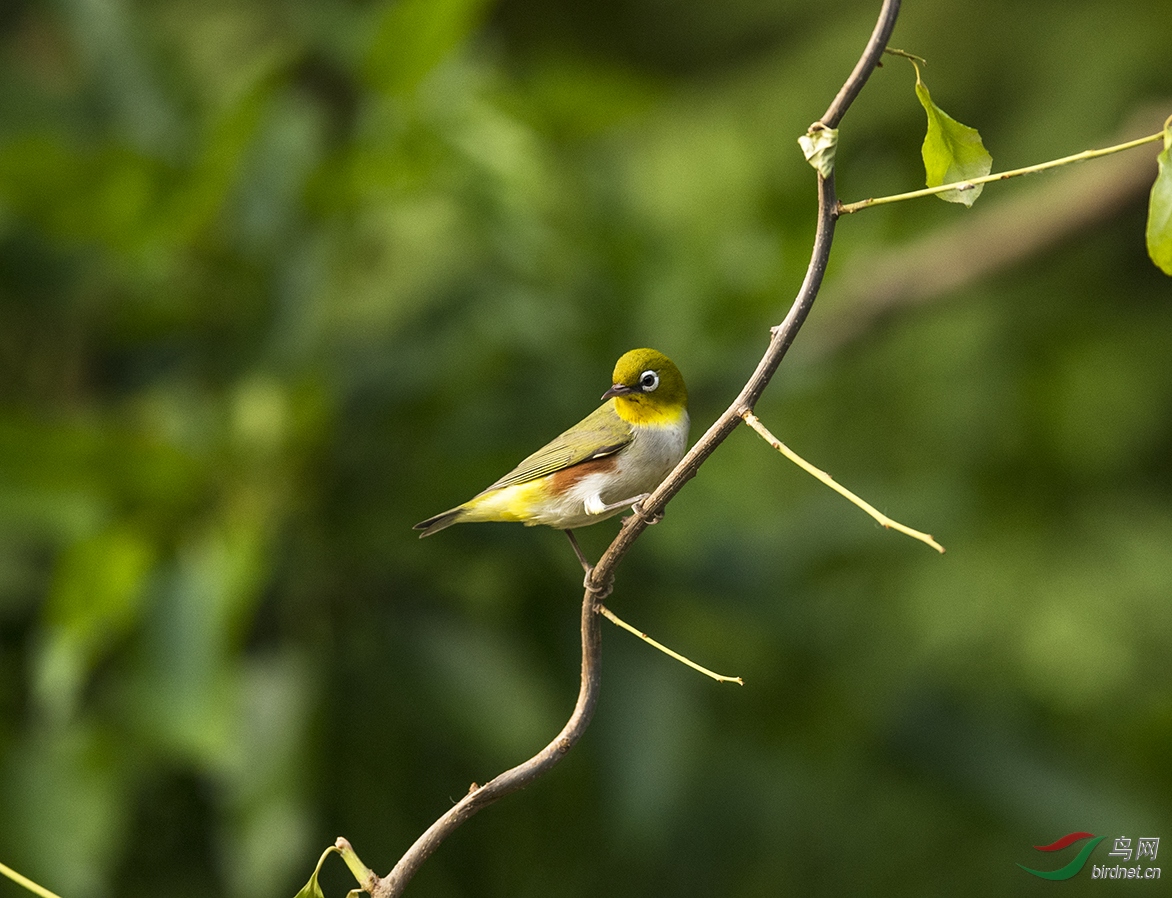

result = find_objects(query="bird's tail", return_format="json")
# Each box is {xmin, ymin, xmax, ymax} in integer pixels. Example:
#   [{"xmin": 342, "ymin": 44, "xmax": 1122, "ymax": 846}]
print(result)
[{"xmin": 413, "ymin": 507, "xmax": 464, "ymax": 537}]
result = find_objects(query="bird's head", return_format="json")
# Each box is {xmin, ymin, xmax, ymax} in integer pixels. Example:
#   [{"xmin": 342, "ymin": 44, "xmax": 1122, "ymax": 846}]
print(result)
[{"xmin": 603, "ymin": 348, "xmax": 688, "ymax": 425}]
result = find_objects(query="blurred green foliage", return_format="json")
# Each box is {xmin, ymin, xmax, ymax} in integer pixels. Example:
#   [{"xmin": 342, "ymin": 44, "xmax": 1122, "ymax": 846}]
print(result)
[{"xmin": 1, "ymin": 0, "xmax": 1169, "ymax": 896}]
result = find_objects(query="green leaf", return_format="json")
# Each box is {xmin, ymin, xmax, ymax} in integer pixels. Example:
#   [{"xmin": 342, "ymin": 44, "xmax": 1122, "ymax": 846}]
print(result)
[
  {"xmin": 293, "ymin": 847, "xmax": 337, "ymax": 898},
  {"xmin": 1146, "ymin": 120, "xmax": 1172, "ymax": 275},
  {"xmin": 914, "ymin": 68, "xmax": 992, "ymax": 206},
  {"xmin": 292, "ymin": 874, "xmax": 325, "ymax": 898}
]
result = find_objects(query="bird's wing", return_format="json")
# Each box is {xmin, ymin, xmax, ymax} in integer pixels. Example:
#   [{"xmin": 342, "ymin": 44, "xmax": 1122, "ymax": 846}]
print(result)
[{"xmin": 477, "ymin": 402, "xmax": 632, "ymax": 494}]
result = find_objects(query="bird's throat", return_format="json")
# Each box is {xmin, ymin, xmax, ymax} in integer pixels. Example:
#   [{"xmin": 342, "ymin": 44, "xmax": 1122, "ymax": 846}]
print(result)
[{"xmin": 612, "ymin": 396, "xmax": 686, "ymax": 427}]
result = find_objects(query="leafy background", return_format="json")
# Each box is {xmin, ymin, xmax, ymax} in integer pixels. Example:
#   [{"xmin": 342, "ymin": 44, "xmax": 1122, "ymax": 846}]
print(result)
[{"xmin": 1, "ymin": 0, "xmax": 1169, "ymax": 896}]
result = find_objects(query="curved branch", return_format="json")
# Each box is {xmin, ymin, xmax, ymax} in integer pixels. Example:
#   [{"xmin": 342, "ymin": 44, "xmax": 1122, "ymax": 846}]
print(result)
[
  {"xmin": 590, "ymin": 0, "xmax": 901, "ymax": 592},
  {"xmin": 370, "ymin": 586, "xmax": 602, "ymax": 898},
  {"xmin": 359, "ymin": 1, "xmax": 901, "ymax": 895},
  {"xmin": 822, "ymin": 0, "xmax": 901, "ymax": 129}
]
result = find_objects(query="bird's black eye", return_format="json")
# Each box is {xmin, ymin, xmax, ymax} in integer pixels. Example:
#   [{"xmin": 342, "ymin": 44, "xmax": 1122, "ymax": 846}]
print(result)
[{"xmin": 639, "ymin": 370, "xmax": 660, "ymax": 392}]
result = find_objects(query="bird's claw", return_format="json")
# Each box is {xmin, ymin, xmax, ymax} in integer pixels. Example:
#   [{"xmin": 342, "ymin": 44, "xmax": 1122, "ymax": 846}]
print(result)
[
  {"xmin": 630, "ymin": 500, "xmax": 663, "ymax": 525},
  {"xmin": 583, "ymin": 566, "xmax": 614, "ymax": 598}
]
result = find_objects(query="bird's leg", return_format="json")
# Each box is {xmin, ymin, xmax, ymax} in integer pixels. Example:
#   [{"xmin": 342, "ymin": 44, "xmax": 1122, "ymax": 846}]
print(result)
[
  {"xmin": 564, "ymin": 530, "xmax": 614, "ymax": 598},
  {"xmin": 564, "ymin": 529, "xmax": 593, "ymax": 574}
]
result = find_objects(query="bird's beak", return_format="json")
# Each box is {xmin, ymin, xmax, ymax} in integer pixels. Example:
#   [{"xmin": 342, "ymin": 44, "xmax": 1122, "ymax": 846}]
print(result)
[{"xmin": 602, "ymin": 383, "xmax": 634, "ymax": 401}]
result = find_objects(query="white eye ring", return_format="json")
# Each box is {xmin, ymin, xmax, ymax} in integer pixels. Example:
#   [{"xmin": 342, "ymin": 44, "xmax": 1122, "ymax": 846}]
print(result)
[{"xmin": 639, "ymin": 370, "xmax": 659, "ymax": 392}]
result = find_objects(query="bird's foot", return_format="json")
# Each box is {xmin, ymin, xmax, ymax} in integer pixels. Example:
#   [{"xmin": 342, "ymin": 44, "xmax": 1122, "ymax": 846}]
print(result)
[
  {"xmin": 629, "ymin": 499, "xmax": 663, "ymax": 525},
  {"xmin": 565, "ymin": 529, "xmax": 613, "ymax": 595},
  {"xmin": 583, "ymin": 566, "xmax": 614, "ymax": 599}
]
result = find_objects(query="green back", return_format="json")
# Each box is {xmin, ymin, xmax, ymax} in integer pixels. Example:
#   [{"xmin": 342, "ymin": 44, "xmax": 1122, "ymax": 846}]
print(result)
[{"xmin": 476, "ymin": 401, "xmax": 632, "ymax": 495}]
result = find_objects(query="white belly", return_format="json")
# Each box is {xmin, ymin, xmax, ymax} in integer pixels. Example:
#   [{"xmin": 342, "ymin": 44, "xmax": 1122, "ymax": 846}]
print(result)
[{"xmin": 530, "ymin": 417, "xmax": 688, "ymax": 529}]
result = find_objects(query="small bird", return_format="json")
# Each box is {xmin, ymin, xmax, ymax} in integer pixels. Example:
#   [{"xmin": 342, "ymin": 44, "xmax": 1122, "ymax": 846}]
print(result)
[{"xmin": 414, "ymin": 348, "xmax": 689, "ymax": 571}]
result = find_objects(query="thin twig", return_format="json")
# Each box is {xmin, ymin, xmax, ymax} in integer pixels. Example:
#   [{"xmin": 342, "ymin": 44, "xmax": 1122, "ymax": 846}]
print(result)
[
  {"xmin": 742, "ymin": 411, "xmax": 944, "ymax": 553},
  {"xmin": 809, "ymin": 102, "xmax": 1169, "ymax": 358},
  {"xmin": 351, "ymin": 2, "xmax": 903, "ymax": 894},
  {"xmin": 0, "ymin": 862, "xmax": 63, "ymax": 898},
  {"xmin": 838, "ymin": 130, "xmax": 1165, "ymax": 214},
  {"xmin": 597, "ymin": 603, "xmax": 743, "ymax": 685}
]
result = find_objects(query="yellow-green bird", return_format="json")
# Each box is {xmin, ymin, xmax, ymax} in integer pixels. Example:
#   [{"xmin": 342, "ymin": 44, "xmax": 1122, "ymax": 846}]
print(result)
[{"xmin": 414, "ymin": 348, "xmax": 689, "ymax": 569}]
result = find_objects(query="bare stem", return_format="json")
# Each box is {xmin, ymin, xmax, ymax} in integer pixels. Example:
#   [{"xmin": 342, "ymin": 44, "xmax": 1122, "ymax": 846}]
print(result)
[
  {"xmin": 839, "ymin": 130, "xmax": 1166, "ymax": 214},
  {"xmin": 742, "ymin": 411, "xmax": 944, "ymax": 553},
  {"xmin": 597, "ymin": 603, "xmax": 743, "ymax": 685}
]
